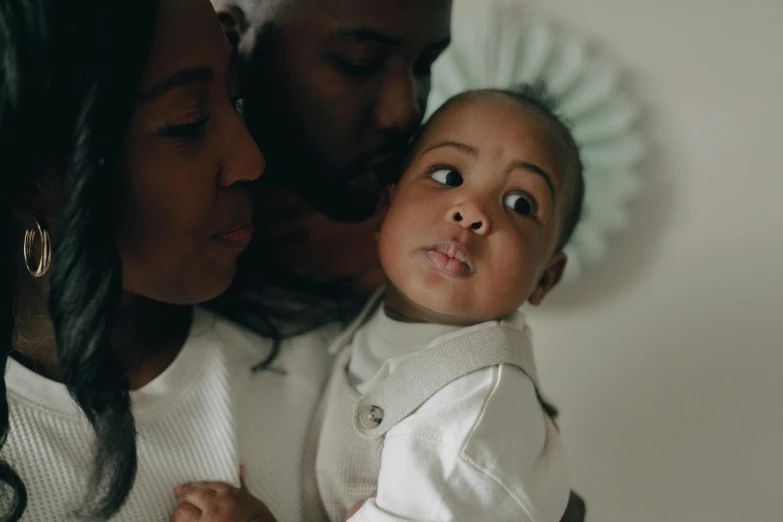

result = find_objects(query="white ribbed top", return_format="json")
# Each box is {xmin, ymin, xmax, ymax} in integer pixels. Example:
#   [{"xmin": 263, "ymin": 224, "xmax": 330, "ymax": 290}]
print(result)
[{"xmin": 3, "ymin": 307, "xmax": 337, "ymax": 521}]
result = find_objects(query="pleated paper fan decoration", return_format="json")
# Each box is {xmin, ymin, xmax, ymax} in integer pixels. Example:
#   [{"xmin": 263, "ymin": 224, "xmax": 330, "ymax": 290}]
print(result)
[{"xmin": 427, "ymin": 0, "xmax": 645, "ymax": 284}]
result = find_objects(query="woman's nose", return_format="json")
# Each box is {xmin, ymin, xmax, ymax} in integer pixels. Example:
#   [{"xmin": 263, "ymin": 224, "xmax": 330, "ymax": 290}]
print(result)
[{"xmin": 218, "ymin": 113, "xmax": 265, "ymax": 187}]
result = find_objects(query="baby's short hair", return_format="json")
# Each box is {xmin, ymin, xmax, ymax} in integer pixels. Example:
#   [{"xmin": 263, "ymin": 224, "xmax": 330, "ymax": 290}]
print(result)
[{"xmin": 409, "ymin": 85, "xmax": 585, "ymax": 252}]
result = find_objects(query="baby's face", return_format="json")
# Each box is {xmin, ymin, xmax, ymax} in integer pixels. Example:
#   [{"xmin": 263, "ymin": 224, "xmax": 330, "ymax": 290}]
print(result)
[{"xmin": 378, "ymin": 93, "xmax": 571, "ymax": 324}]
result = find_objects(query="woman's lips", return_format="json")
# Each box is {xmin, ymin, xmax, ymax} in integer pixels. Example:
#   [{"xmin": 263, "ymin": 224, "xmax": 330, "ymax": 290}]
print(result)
[
  {"xmin": 213, "ymin": 220, "xmax": 254, "ymax": 248},
  {"xmin": 425, "ymin": 241, "xmax": 474, "ymax": 278}
]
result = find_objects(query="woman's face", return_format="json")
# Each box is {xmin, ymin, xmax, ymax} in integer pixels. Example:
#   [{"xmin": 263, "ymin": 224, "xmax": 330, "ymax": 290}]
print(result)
[{"xmin": 120, "ymin": 0, "xmax": 265, "ymax": 304}]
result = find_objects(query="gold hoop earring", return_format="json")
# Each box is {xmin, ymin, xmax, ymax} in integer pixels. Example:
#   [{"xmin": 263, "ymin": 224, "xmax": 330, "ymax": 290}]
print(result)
[{"xmin": 23, "ymin": 214, "xmax": 52, "ymax": 278}]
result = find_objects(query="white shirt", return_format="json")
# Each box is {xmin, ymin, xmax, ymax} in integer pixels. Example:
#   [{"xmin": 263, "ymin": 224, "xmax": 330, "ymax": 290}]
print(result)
[
  {"xmin": 345, "ymin": 307, "xmax": 569, "ymax": 522},
  {"xmin": 347, "ymin": 307, "xmax": 461, "ymax": 394},
  {"xmin": 4, "ymin": 307, "xmax": 337, "ymax": 522}
]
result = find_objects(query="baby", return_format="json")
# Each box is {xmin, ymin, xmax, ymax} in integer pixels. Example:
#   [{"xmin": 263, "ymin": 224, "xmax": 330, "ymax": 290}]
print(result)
[{"xmin": 174, "ymin": 86, "xmax": 584, "ymax": 521}]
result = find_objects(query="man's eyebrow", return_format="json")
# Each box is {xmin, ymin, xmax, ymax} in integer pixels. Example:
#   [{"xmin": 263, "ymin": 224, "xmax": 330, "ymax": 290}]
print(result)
[
  {"xmin": 139, "ymin": 68, "xmax": 214, "ymax": 103},
  {"xmin": 514, "ymin": 161, "xmax": 557, "ymax": 201},
  {"xmin": 331, "ymin": 27, "xmax": 402, "ymax": 47},
  {"xmin": 420, "ymin": 140, "xmax": 478, "ymax": 158}
]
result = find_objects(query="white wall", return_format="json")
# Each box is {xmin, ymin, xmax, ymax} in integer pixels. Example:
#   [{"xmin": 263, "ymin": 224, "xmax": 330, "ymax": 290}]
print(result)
[{"xmin": 514, "ymin": 1, "xmax": 783, "ymax": 521}]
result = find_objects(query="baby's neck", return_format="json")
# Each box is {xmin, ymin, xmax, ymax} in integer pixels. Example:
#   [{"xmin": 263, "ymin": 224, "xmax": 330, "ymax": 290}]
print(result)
[{"xmin": 383, "ymin": 284, "xmax": 499, "ymax": 326}]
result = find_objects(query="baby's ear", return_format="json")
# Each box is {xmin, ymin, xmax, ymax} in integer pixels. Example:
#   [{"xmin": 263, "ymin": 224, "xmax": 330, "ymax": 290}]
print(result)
[{"xmin": 528, "ymin": 252, "xmax": 567, "ymax": 306}]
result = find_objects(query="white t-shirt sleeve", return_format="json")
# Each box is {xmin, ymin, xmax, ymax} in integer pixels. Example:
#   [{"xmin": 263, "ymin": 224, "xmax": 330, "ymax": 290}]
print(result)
[{"xmin": 348, "ymin": 364, "xmax": 569, "ymax": 522}]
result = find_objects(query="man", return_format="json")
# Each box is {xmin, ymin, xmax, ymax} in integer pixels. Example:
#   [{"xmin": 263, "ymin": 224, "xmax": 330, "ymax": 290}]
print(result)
[
  {"xmin": 223, "ymin": 0, "xmax": 453, "ymax": 292},
  {"xmin": 215, "ymin": 4, "xmax": 587, "ymax": 520}
]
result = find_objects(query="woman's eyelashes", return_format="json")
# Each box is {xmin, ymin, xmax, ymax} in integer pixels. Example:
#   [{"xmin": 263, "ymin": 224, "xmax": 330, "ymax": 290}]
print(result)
[
  {"xmin": 159, "ymin": 117, "xmax": 209, "ymax": 146},
  {"xmin": 158, "ymin": 88, "xmax": 240, "ymax": 147}
]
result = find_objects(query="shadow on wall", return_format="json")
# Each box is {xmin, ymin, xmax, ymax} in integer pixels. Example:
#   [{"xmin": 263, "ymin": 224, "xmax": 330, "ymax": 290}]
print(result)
[{"xmin": 546, "ymin": 74, "xmax": 679, "ymax": 311}]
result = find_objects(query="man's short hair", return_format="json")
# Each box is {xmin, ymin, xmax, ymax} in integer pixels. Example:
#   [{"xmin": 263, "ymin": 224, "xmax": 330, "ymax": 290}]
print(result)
[{"xmin": 234, "ymin": 0, "xmax": 299, "ymax": 26}]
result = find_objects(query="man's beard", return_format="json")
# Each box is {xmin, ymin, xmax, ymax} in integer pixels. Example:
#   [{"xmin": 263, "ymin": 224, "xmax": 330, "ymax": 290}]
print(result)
[
  {"xmin": 248, "ymin": 89, "xmax": 404, "ymax": 222},
  {"xmin": 242, "ymin": 25, "xmax": 406, "ymax": 222},
  {"xmin": 266, "ymin": 137, "xmax": 394, "ymax": 222}
]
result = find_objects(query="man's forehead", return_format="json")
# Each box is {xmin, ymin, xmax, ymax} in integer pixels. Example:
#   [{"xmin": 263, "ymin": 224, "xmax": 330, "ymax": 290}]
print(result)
[{"xmin": 303, "ymin": 0, "xmax": 452, "ymax": 42}]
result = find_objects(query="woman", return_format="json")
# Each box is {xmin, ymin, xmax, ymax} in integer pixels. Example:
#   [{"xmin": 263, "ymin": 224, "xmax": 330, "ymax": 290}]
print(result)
[{"xmin": 1, "ymin": 0, "xmax": 336, "ymax": 520}]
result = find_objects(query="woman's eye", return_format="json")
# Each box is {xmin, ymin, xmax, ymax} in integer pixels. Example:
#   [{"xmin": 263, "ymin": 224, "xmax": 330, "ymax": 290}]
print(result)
[
  {"xmin": 158, "ymin": 118, "xmax": 209, "ymax": 145},
  {"xmin": 430, "ymin": 169, "xmax": 463, "ymax": 187},
  {"xmin": 504, "ymin": 192, "xmax": 538, "ymax": 217}
]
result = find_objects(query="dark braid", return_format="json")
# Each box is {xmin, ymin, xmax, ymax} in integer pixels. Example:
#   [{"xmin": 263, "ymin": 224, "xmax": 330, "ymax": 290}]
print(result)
[{"xmin": 1, "ymin": 0, "xmax": 159, "ymax": 519}]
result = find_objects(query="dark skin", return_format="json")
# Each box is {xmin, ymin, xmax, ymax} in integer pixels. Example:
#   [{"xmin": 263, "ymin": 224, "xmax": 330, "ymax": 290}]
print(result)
[
  {"xmin": 243, "ymin": 0, "xmax": 452, "ymax": 220},
  {"xmin": 14, "ymin": 174, "xmax": 193, "ymax": 387},
  {"xmin": 171, "ymin": 93, "xmax": 576, "ymax": 521},
  {"xmin": 211, "ymin": 6, "xmax": 586, "ymax": 521},
  {"xmin": 171, "ymin": 469, "xmax": 273, "ymax": 522},
  {"xmin": 14, "ymin": 0, "xmax": 263, "ymax": 388},
  {"xmin": 215, "ymin": 3, "xmax": 248, "ymax": 50},
  {"xmin": 168, "ymin": 2, "xmax": 452, "ymax": 518},
  {"xmin": 379, "ymin": 93, "xmax": 574, "ymax": 326},
  {"xmin": 15, "ymin": 1, "xmax": 271, "ymax": 519},
  {"xmin": 235, "ymin": 0, "xmax": 452, "ymax": 293},
  {"xmin": 13, "ymin": 278, "xmax": 191, "ymax": 389}
]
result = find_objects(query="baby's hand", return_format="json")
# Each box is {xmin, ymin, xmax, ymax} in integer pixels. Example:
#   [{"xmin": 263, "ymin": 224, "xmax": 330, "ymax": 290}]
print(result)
[{"xmin": 171, "ymin": 474, "xmax": 275, "ymax": 522}]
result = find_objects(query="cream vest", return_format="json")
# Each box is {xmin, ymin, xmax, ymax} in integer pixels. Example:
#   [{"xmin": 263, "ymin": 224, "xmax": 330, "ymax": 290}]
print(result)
[{"xmin": 301, "ymin": 293, "xmax": 543, "ymax": 522}]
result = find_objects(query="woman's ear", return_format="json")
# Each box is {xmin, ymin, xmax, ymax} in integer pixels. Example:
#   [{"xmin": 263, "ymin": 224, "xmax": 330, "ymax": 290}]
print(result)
[
  {"xmin": 528, "ymin": 252, "xmax": 567, "ymax": 306},
  {"xmin": 15, "ymin": 161, "xmax": 62, "ymax": 216}
]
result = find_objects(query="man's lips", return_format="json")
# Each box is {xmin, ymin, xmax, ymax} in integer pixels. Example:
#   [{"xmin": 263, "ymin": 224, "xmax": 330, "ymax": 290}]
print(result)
[
  {"xmin": 352, "ymin": 153, "xmax": 403, "ymax": 185},
  {"xmin": 346, "ymin": 171, "xmax": 383, "ymax": 199},
  {"xmin": 425, "ymin": 240, "xmax": 475, "ymax": 277},
  {"xmin": 362, "ymin": 153, "xmax": 399, "ymax": 171}
]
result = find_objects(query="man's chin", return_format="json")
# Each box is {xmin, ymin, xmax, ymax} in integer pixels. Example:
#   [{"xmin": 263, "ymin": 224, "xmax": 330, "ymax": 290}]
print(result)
[
  {"xmin": 280, "ymin": 150, "xmax": 398, "ymax": 222},
  {"xmin": 296, "ymin": 177, "xmax": 382, "ymax": 222}
]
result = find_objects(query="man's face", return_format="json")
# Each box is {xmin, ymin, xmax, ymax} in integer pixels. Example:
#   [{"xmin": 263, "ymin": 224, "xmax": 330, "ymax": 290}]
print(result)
[{"xmin": 242, "ymin": 0, "xmax": 452, "ymax": 221}]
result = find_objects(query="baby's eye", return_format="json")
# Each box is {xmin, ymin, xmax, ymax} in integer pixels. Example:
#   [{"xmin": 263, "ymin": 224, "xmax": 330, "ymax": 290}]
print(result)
[
  {"xmin": 430, "ymin": 169, "xmax": 463, "ymax": 187},
  {"xmin": 504, "ymin": 192, "xmax": 538, "ymax": 217}
]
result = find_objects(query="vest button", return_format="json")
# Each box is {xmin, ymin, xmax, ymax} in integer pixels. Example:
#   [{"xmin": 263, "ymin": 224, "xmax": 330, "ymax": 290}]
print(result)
[{"xmin": 358, "ymin": 405, "xmax": 384, "ymax": 428}]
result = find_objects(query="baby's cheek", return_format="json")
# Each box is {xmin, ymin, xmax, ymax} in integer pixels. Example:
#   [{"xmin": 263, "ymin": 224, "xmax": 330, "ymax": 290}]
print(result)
[
  {"xmin": 488, "ymin": 249, "xmax": 537, "ymax": 311},
  {"xmin": 377, "ymin": 207, "xmax": 413, "ymax": 270}
]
